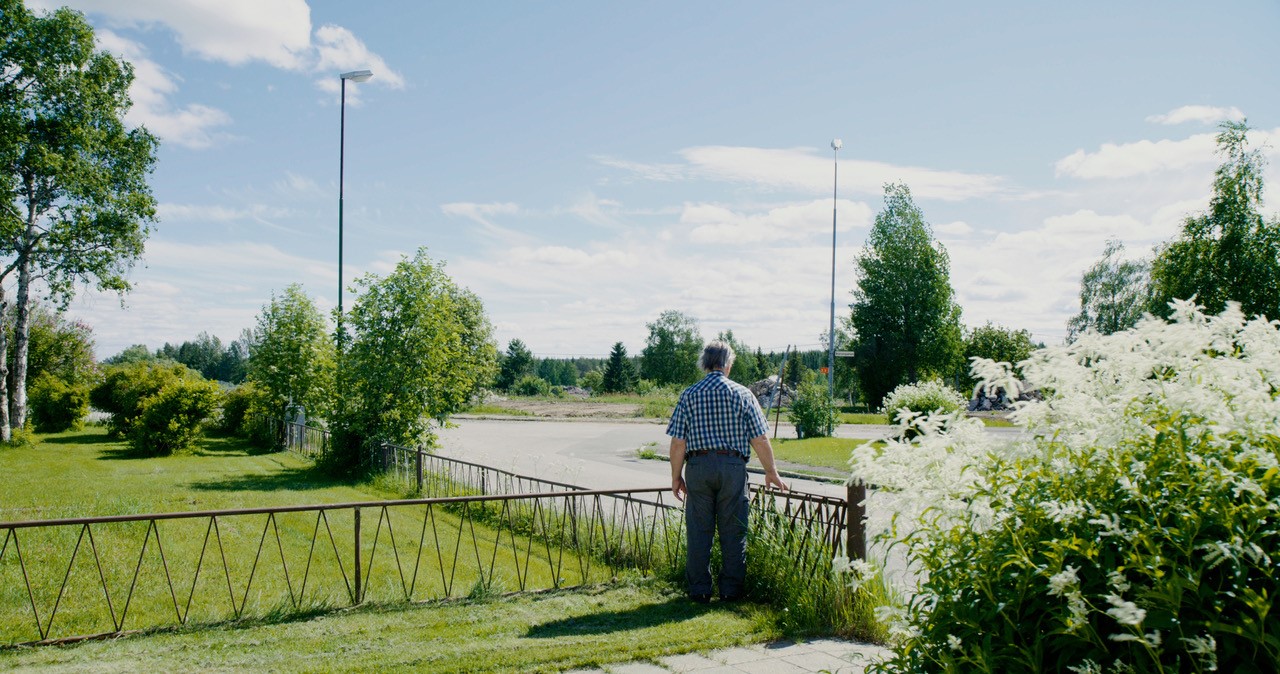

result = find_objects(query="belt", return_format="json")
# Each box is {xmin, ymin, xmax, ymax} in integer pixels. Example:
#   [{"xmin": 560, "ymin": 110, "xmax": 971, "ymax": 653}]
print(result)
[{"xmin": 686, "ymin": 449, "xmax": 745, "ymax": 458}]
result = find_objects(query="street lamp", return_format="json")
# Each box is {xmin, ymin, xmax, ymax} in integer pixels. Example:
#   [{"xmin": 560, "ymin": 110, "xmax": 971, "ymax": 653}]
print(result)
[
  {"xmin": 337, "ymin": 69, "xmax": 373, "ymax": 349},
  {"xmin": 828, "ymin": 138, "xmax": 841, "ymax": 398}
]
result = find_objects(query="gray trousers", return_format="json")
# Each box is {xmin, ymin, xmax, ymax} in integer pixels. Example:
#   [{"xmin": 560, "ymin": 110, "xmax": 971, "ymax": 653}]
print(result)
[{"xmin": 684, "ymin": 452, "xmax": 749, "ymax": 598}]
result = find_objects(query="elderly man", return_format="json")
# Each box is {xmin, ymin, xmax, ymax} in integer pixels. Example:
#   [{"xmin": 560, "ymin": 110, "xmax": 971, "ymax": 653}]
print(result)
[{"xmin": 667, "ymin": 340, "xmax": 788, "ymax": 603}]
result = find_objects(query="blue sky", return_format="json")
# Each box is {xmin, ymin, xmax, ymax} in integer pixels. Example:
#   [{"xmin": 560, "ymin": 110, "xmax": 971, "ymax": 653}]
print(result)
[{"xmin": 31, "ymin": 0, "xmax": 1280, "ymax": 359}]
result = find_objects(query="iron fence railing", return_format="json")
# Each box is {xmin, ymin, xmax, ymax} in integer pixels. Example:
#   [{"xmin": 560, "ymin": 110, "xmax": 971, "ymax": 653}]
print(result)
[
  {"xmin": 1, "ymin": 417, "xmax": 870, "ymax": 647},
  {"xmin": 0, "ymin": 488, "xmax": 681, "ymax": 646},
  {"xmin": 268, "ymin": 418, "xmax": 867, "ymax": 561}
]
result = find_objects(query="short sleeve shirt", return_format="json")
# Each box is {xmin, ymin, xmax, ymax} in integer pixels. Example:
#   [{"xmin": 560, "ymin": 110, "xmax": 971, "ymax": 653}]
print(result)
[{"xmin": 665, "ymin": 371, "xmax": 770, "ymax": 459}]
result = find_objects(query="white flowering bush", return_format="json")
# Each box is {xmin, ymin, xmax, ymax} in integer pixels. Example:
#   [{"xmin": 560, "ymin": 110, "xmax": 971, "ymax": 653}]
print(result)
[
  {"xmin": 880, "ymin": 380, "xmax": 967, "ymax": 436},
  {"xmin": 848, "ymin": 301, "xmax": 1279, "ymax": 672}
]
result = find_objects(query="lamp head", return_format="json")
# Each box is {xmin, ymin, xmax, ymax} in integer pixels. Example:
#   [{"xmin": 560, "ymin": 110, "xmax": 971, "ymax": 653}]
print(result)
[
  {"xmin": 341, "ymin": 70, "xmax": 374, "ymax": 82},
  {"xmin": 831, "ymin": 139, "xmax": 843, "ymax": 151}
]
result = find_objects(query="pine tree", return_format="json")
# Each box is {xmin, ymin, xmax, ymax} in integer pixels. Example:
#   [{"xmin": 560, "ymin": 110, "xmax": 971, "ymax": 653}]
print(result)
[{"xmin": 602, "ymin": 342, "xmax": 636, "ymax": 393}]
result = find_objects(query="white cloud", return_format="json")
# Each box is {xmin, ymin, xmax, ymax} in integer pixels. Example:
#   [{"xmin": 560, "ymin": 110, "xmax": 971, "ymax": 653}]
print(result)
[
  {"xmin": 1055, "ymin": 133, "xmax": 1218, "ymax": 179},
  {"xmin": 42, "ymin": 0, "xmax": 315, "ymax": 69},
  {"xmin": 441, "ymin": 202, "xmax": 530, "ymax": 242},
  {"xmin": 682, "ymin": 199, "xmax": 873, "ymax": 245},
  {"xmin": 1056, "ymin": 126, "xmax": 1280, "ymax": 180},
  {"xmin": 157, "ymin": 202, "xmax": 294, "ymax": 223},
  {"xmin": 96, "ymin": 30, "xmax": 232, "ymax": 148},
  {"xmin": 565, "ymin": 193, "xmax": 624, "ymax": 228},
  {"xmin": 67, "ymin": 239, "xmax": 339, "ymax": 358},
  {"xmin": 1146, "ymin": 105, "xmax": 1245, "ymax": 125},
  {"xmin": 599, "ymin": 146, "xmax": 1008, "ymax": 201},
  {"xmin": 312, "ymin": 24, "xmax": 406, "ymax": 95},
  {"xmin": 47, "ymin": 0, "xmax": 404, "ymax": 129}
]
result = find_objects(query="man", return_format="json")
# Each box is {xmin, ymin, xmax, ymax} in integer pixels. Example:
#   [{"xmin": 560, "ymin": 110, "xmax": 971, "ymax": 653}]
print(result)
[{"xmin": 667, "ymin": 340, "xmax": 788, "ymax": 603}]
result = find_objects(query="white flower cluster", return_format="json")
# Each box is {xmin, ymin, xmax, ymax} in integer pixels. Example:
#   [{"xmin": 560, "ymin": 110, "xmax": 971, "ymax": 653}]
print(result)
[
  {"xmin": 850, "ymin": 300, "xmax": 1280, "ymax": 559},
  {"xmin": 849, "ymin": 301, "xmax": 1276, "ymax": 663}
]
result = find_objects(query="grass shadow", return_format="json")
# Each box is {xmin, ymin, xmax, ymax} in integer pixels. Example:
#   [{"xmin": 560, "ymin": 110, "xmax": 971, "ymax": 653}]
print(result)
[
  {"xmin": 193, "ymin": 434, "xmax": 275, "ymax": 456},
  {"xmin": 187, "ymin": 465, "xmax": 343, "ymax": 492},
  {"xmin": 41, "ymin": 431, "xmax": 119, "ymax": 446},
  {"xmin": 525, "ymin": 597, "xmax": 711, "ymax": 638}
]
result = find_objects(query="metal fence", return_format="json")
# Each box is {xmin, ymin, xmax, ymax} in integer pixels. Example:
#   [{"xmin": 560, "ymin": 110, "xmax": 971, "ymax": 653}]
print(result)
[
  {"xmin": 0, "ymin": 419, "xmax": 868, "ymax": 646},
  {"xmin": 0, "ymin": 488, "xmax": 681, "ymax": 646}
]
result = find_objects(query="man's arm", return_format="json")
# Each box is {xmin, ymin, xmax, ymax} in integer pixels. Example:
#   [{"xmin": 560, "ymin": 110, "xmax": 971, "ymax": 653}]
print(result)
[
  {"xmin": 670, "ymin": 438, "xmax": 688, "ymax": 501},
  {"xmin": 749, "ymin": 435, "xmax": 788, "ymax": 491}
]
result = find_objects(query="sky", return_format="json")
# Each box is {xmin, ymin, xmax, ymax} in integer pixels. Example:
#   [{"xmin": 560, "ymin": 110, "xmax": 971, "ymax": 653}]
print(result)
[{"xmin": 25, "ymin": 0, "xmax": 1280, "ymax": 359}]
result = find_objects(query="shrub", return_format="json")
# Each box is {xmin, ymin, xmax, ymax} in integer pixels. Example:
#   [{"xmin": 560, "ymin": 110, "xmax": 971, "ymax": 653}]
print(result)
[
  {"xmin": 218, "ymin": 382, "xmax": 260, "ymax": 435},
  {"xmin": 512, "ymin": 374, "xmax": 553, "ymax": 397},
  {"xmin": 130, "ymin": 378, "xmax": 222, "ymax": 456},
  {"xmin": 880, "ymin": 379, "xmax": 965, "ymax": 423},
  {"xmin": 579, "ymin": 370, "xmax": 604, "ymax": 393},
  {"xmin": 851, "ymin": 301, "xmax": 1280, "ymax": 673},
  {"xmin": 788, "ymin": 379, "xmax": 839, "ymax": 439},
  {"xmin": 29, "ymin": 373, "xmax": 90, "ymax": 432},
  {"xmin": 90, "ymin": 362, "xmax": 201, "ymax": 439}
]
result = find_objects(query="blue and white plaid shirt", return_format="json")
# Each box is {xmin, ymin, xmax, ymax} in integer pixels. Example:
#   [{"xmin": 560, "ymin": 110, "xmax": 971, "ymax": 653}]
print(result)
[{"xmin": 666, "ymin": 371, "xmax": 769, "ymax": 459}]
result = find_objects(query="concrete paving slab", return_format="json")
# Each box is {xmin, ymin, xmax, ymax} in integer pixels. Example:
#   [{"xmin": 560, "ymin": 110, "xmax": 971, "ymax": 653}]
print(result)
[
  {"xmin": 710, "ymin": 645, "xmax": 772, "ymax": 665},
  {"xmin": 782, "ymin": 650, "xmax": 864, "ymax": 672},
  {"xmin": 657, "ymin": 652, "xmax": 725, "ymax": 672},
  {"xmin": 607, "ymin": 662, "xmax": 671, "ymax": 674},
  {"xmin": 734, "ymin": 657, "xmax": 811, "ymax": 674}
]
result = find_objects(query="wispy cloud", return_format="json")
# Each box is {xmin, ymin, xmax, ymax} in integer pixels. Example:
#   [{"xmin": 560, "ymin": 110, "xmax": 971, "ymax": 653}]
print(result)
[
  {"xmin": 95, "ymin": 29, "xmax": 232, "ymax": 149},
  {"xmin": 1055, "ymin": 126, "xmax": 1280, "ymax": 179},
  {"xmin": 43, "ymin": 0, "xmax": 404, "ymax": 141},
  {"xmin": 598, "ymin": 146, "xmax": 1008, "ymax": 201},
  {"xmin": 682, "ymin": 199, "xmax": 872, "ymax": 245},
  {"xmin": 1146, "ymin": 105, "xmax": 1245, "ymax": 125}
]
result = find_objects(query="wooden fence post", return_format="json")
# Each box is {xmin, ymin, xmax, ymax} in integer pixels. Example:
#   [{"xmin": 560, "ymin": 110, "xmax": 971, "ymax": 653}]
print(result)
[
  {"xmin": 415, "ymin": 450, "xmax": 424, "ymax": 493},
  {"xmin": 846, "ymin": 481, "xmax": 866, "ymax": 560},
  {"xmin": 353, "ymin": 507, "xmax": 362, "ymax": 604}
]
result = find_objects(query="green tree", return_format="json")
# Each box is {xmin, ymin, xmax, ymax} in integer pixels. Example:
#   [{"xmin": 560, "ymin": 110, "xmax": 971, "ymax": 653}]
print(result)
[
  {"xmin": 602, "ymin": 341, "xmax": 637, "ymax": 393},
  {"xmin": 104, "ymin": 344, "xmax": 154, "ymax": 365},
  {"xmin": 1067, "ymin": 239, "xmax": 1150, "ymax": 341},
  {"xmin": 961, "ymin": 322, "xmax": 1036, "ymax": 392},
  {"xmin": 0, "ymin": 2, "xmax": 159, "ymax": 440},
  {"xmin": 1149, "ymin": 121, "xmax": 1280, "ymax": 319},
  {"xmin": 332, "ymin": 248, "xmax": 497, "ymax": 473},
  {"xmin": 12, "ymin": 303, "xmax": 95, "ymax": 388},
  {"xmin": 247, "ymin": 284, "xmax": 334, "ymax": 423},
  {"xmin": 89, "ymin": 361, "xmax": 199, "ymax": 439},
  {"xmin": 784, "ymin": 351, "xmax": 804, "ymax": 390},
  {"xmin": 495, "ymin": 339, "xmax": 534, "ymax": 391},
  {"xmin": 159, "ymin": 331, "xmax": 226, "ymax": 381},
  {"xmin": 847, "ymin": 183, "xmax": 964, "ymax": 408},
  {"xmin": 640, "ymin": 310, "xmax": 702, "ymax": 386},
  {"xmin": 580, "ymin": 369, "xmax": 604, "ymax": 393}
]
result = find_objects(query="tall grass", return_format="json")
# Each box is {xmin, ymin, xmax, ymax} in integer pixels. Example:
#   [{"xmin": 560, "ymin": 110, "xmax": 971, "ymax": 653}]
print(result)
[{"xmin": 745, "ymin": 505, "xmax": 888, "ymax": 641}]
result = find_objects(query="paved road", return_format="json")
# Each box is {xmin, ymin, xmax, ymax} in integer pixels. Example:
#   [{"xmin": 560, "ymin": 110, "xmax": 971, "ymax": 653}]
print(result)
[{"xmin": 436, "ymin": 417, "xmax": 860, "ymax": 497}]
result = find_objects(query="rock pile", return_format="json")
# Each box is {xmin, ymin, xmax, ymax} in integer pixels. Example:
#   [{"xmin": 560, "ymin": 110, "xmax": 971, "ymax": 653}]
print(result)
[
  {"xmin": 750, "ymin": 375, "xmax": 795, "ymax": 410},
  {"xmin": 968, "ymin": 381, "xmax": 1041, "ymax": 412}
]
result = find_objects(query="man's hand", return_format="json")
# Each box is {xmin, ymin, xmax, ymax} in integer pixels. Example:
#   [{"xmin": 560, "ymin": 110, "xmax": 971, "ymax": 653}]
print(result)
[
  {"xmin": 763, "ymin": 470, "xmax": 788, "ymax": 492},
  {"xmin": 750, "ymin": 435, "xmax": 789, "ymax": 492},
  {"xmin": 669, "ymin": 437, "xmax": 687, "ymax": 502}
]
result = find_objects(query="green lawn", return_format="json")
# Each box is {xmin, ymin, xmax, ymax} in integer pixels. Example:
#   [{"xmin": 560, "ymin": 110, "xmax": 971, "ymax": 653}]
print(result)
[
  {"xmin": 0, "ymin": 428, "xmax": 638, "ymax": 646},
  {"xmin": 770, "ymin": 437, "xmax": 869, "ymax": 472},
  {"xmin": 0, "ymin": 425, "xmax": 874, "ymax": 669},
  {"xmin": 0, "ymin": 580, "xmax": 781, "ymax": 673}
]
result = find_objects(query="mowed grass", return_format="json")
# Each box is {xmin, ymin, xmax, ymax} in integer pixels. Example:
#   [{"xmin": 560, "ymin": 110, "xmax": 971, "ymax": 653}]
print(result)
[
  {"xmin": 770, "ymin": 437, "xmax": 869, "ymax": 472},
  {"xmin": 0, "ymin": 580, "xmax": 781, "ymax": 673},
  {"xmin": 0, "ymin": 427, "xmax": 626, "ymax": 645}
]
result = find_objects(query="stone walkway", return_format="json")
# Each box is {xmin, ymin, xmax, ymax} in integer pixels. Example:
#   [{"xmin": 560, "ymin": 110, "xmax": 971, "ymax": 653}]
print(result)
[{"xmin": 566, "ymin": 638, "xmax": 890, "ymax": 674}]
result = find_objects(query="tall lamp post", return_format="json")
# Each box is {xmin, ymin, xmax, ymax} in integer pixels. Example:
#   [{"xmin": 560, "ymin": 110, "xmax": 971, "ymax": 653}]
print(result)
[
  {"xmin": 337, "ymin": 69, "xmax": 373, "ymax": 350},
  {"xmin": 828, "ymin": 138, "xmax": 842, "ymax": 398}
]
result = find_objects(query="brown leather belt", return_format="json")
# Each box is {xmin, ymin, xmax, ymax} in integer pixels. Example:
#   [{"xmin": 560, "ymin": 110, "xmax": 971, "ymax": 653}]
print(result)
[{"xmin": 686, "ymin": 449, "xmax": 744, "ymax": 458}]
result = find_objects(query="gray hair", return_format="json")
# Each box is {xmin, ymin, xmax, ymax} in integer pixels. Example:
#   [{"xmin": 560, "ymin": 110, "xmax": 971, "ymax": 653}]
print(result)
[{"xmin": 699, "ymin": 340, "xmax": 736, "ymax": 372}]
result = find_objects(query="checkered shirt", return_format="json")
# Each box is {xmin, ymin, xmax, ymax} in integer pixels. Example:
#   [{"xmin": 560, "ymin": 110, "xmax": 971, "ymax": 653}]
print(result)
[{"xmin": 665, "ymin": 371, "xmax": 769, "ymax": 459}]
